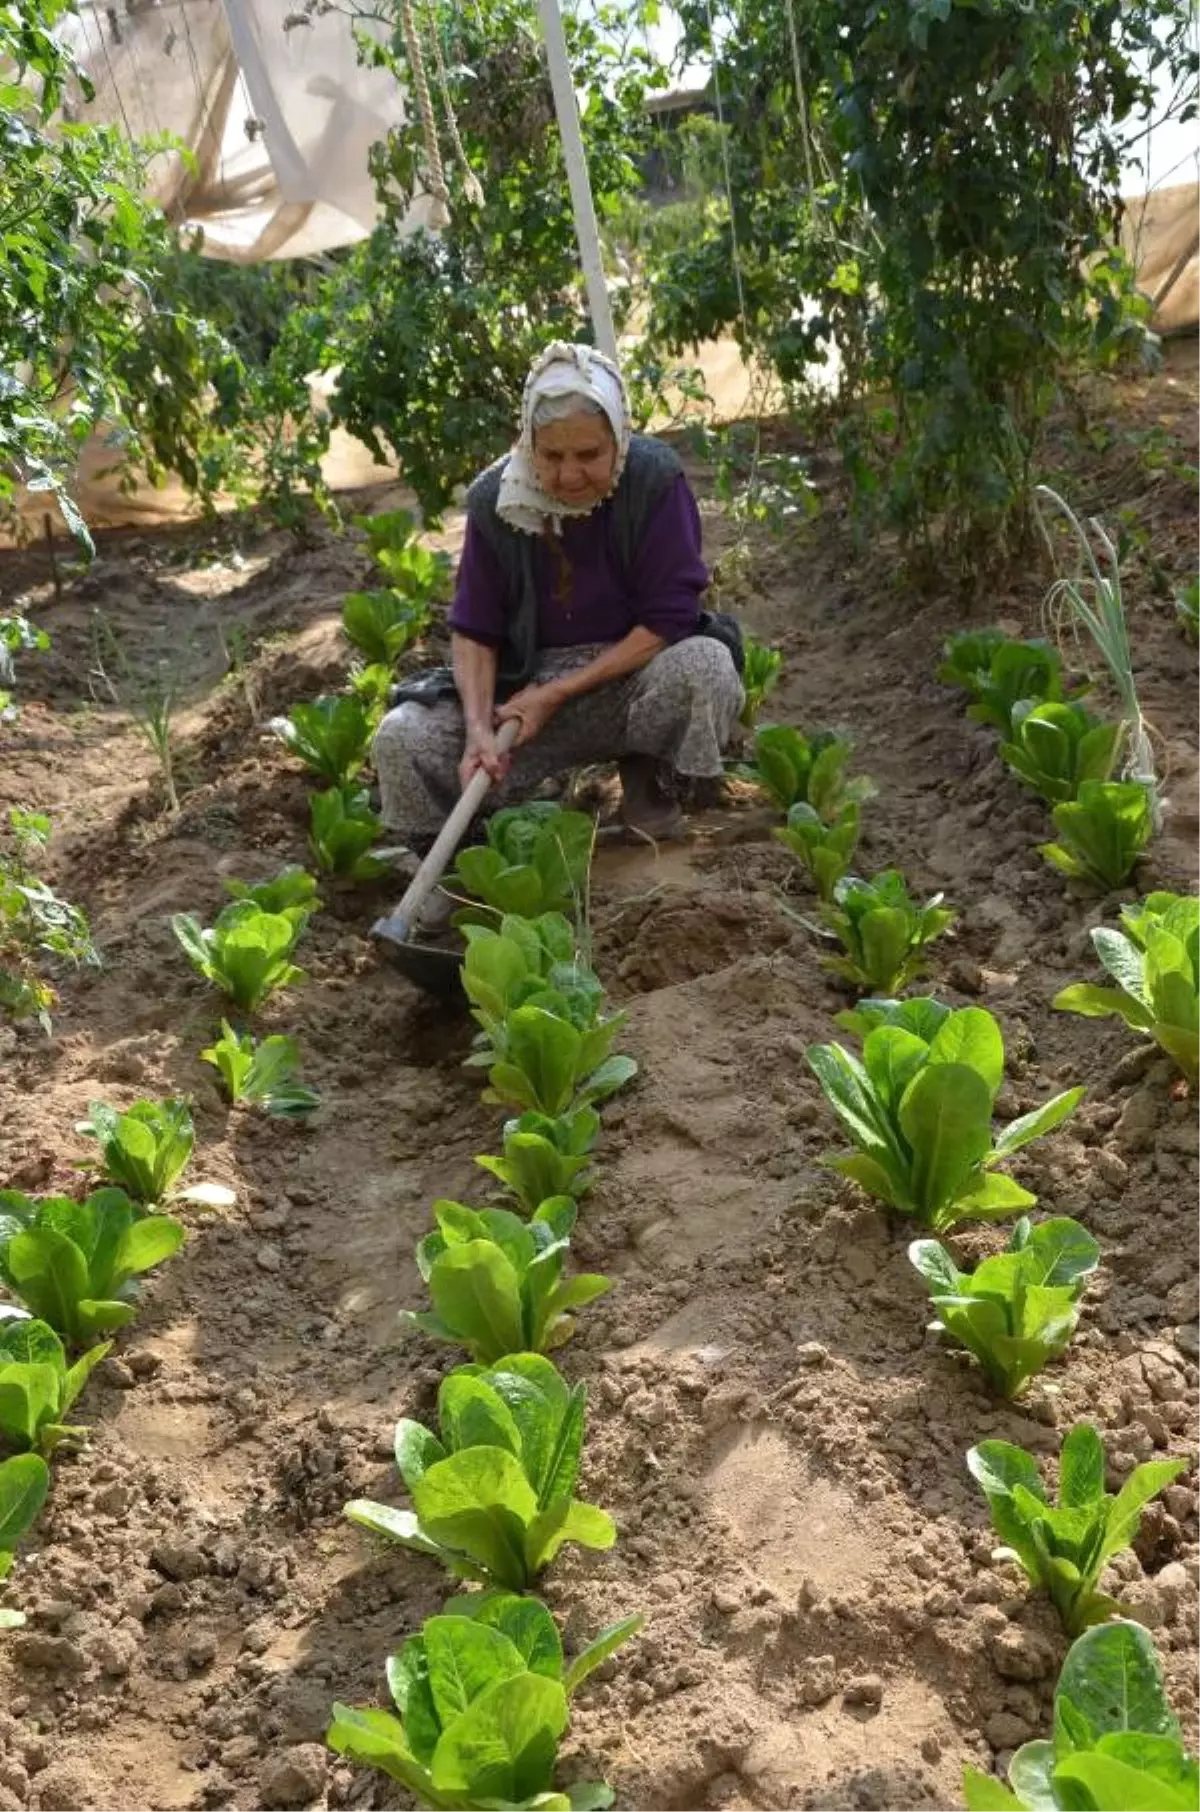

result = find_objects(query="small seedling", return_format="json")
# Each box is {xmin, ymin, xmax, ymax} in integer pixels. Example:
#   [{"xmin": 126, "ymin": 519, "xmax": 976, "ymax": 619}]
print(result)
[
  {"xmin": 327, "ymin": 1591, "xmax": 641, "ymax": 1810},
  {"xmin": 223, "ymin": 866, "xmax": 321, "ymax": 915},
  {"xmin": 461, "ymin": 914, "xmax": 608, "ymax": 1065},
  {"xmin": 999, "ymin": 701, "xmax": 1122, "ymax": 805},
  {"xmin": 910, "ymin": 1216, "xmax": 1099, "ymax": 1397},
  {"xmin": 309, "ymin": 787, "xmax": 387, "ymax": 880},
  {"xmin": 739, "ymin": 636, "xmax": 783, "ymax": 728},
  {"xmin": 352, "ymin": 510, "xmax": 452, "ymax": 602},
  {"xmin": 481, "ymin": 1005, "xmax": 636, "ymax": 1118},
  {"xmin": 271, "ymin": 696, "xmax": 373, "ymax": 787},
  {"xmin": 172, "ymin": 900, "xmax": 310, "ymax": 1012},
  {"xmin": 0, "ymin": 809, "xmax": 99, "ymax": 1031},
  {"xmin": 0, "ymin": 1451, "xmax": 50, "ymax": 1627},
  {"xmin": 474, "ymin": 1109, "xmax": 599, "ymax": 1215},
  {"xmin": 76, "ymin": 1098, "xmax": 195, "ymax": 1205},
  {"xmin": 739, "ymin": 723, "xmax": 875, "ymax": 821},
  {"xmin": 1039, "ymin": 779, "xmax": 1153, "ymax": 889},
  {"xmin": 1175, "ymin": 576, "xmax": 1199, "ymax": 644},
  {"xmin": 1055, "ymin": 891, "xmax": 1198, "ymax": 1085},
  {"xmin": 347, "ymin": 660, "xmax": 395, "ymax": 727},
  {"xmin": 0, "ymin": 1318, "xmax": 111, "ymax": 1454},
  {"xmin": 90, "ymin": 612, "xmax": 185, "ymax": 813},
  {"xmin": 819, "ymin": 870, "xmax": 955, "ymax": 994},
  {"xmin": 200, "ymin": 1022, "xmax": 321, "ymax": 1119},
  {"xmin": 967, "ymin": 1422, "xmax": 1185, "ymax": 1634},
  {"xmin": 936, "ymin": 628, "xmax": 1008, "ymax": 693},
  {"xmin": 0, "ymin": 615, "xmax": 50, "ymax": 723},
  {"xmin": 938, "ymin": 630, "xmax": 1080, "ymax": 735},
  {"xmin": 404, "ymin": 1196, "xmax": 610, "ymax": 1363},
  {"xmin": 774, "ymin": 800, "xmax": 860, "ymax": 899},
  {"xmin": 346, "ymin": 1354, "xmax": 615, "ymax": 1591},
  {"xmin": 342, "ymin": 590, "xmax": 431, "ymax": 668}
]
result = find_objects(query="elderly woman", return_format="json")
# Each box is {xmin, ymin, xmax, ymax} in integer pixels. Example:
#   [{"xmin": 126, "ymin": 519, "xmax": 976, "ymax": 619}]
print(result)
[{"xmin": 374, "ymin": 342, "xmax": 744, "ymax": 848}]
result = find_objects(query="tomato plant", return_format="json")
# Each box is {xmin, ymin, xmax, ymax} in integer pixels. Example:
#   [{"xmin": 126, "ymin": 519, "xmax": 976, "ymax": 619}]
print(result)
[{"xmin": 657, "ymin": 0, "xmax": 1198, "ymax": 571}]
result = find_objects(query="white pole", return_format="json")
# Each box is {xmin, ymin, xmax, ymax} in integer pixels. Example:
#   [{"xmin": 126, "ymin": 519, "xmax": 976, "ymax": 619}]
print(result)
[{"xmin": 534, "ymin": 0, "xmax": 619, "ymax": 361}]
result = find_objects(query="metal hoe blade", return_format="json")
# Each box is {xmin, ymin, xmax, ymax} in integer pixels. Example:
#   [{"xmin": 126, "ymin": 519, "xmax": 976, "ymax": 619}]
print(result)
[{"xmin": 371, "ymin": 912, "xmax": 466, "ymax": 1003}]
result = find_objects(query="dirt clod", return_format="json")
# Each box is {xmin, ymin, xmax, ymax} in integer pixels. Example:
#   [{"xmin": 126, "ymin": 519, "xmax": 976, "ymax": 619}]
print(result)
[{"xmin": 257, "ymin": 1745, "xmax": 328, "ymax": 1809}]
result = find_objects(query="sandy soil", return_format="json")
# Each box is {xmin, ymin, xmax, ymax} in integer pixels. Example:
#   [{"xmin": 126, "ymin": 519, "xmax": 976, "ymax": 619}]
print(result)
[{"xmin": 0, "ymin": 353, "xmax": 1196, "ymax": 1812}]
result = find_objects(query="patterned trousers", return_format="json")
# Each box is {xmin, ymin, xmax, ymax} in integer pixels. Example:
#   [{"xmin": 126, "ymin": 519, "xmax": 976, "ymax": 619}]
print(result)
[{"xmin": 373, "ymin": 638, "xmax": 744, "ymax": 837}]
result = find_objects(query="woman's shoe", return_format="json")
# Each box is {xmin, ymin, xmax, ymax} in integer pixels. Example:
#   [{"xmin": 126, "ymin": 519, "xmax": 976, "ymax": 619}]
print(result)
[{"xmin": 618, "ymin": 755, "xmax": 686, "ymax": 841}]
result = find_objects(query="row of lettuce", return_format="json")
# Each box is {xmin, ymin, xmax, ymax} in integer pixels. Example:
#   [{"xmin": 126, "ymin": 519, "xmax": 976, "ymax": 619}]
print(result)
[
  {"xmin": 732, "ymin": 626, "xmax": 1197, "ymax": 1810},
  {"xmin": 0, "ymin": 515, "xmax": 445, "ymax": 1624},
  {"xmin": 326, "ymin": 805, "xmax": 645, "ymax": 1810}
]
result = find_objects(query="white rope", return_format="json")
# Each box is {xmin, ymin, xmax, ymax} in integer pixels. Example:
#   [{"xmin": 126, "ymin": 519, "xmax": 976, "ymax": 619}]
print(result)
[
  {"xmin": 782, "ymin": 0, "xmax": 818, "ymax": 202},
  {"xmin": 425, "ymin": 0, "xmax": 483, "ymax": 208},
  {"xmin": 399, "ymin": 0, "xmax": 450, "ymax": 227},
  {"xmin": 701, "ymin": 0, "xmax": 749, "ymax": 346}
]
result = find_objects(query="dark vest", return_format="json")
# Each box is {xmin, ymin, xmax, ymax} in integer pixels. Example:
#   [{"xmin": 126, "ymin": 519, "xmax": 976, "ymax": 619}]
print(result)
[
  {"xmin": 463, "ymin": 433, "xmax": 683, "ymax": 689},
  {"xmin": 390, "ymin": 434, "xmax": 741, "ymax": 709}
]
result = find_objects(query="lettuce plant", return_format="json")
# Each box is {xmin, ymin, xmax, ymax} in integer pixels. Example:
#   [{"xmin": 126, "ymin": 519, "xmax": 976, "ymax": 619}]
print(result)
[
  {"xmin": 404, "ymin": 1197, "xmax": 611, "ymax": 1364},
  {"xmin": 450, "ymin": 805, "xmax": 594, "ymax": 920},
  {"xmin": 967, "ymin": 1423, "xmax": 1185, "ymax": 1634},
  {"xmin": 353, "ymin": 509, "xmax": 452, "ymax": 604},
  {"xmin": 475, "ymin": 1110, "xmax": 599, "ymax": 1216},
  {"xmin": 482, "ymin": 1006, "xmax": 636, "ymax": 1118},
  {"xmin": 739, "ymin": 636, "xmax": 783, "ymax": 729},
  {"xmin": 463, "ymin": 916, "xmax": 608, "ymax": 1071},
  {"xmin": 309, "ymin": 786, "xmax": 387, "ymax": 880},
  {"xmin": 76, "ymin": 1097, "xmax": 194, "ymax": 1204},
  {"xmin": 909, "ymin": 1216, "xmax": 1099, "ymax": 1397},
  {"xmin": 172, "ymin": 900, "xmax": 309, "ymax": 1011},
  {"xmin": 936, "ymin": 628, "xmax": 1008, "ymax": 693},
  {"xmin": 347, "ymin": 660, "xmax": 395, "ymax": 728},
  {"xmin": 1176, "ymin": 576, "xmax": 1199, "ymax": 645},
  {"xmin": 808, "ymin": 1005, "xmax": 1083, "ymax": 1232},
  {"xmin": 0, "ymin": 806, "xmax": 100, "ymax": 1031},
  {"xmin": 461, "ymin": 914, "xmax": 597, "ymax": 1041},
  {"xmin": 1039, "ymin": 779, "xmax": 1153, "ymax": 889},
  {"xmin": 999, "ymin": 702, "xmax": 1122, "ymax": 805},
  {"xmin": 347, "ymin": 1354, "xmax": 615, "ymax": 1591},
  {"xmin": 328, "ymin": 1590, "xmax": 641, "ymax": 1811},
  {"xmin": 0, "ymin": 1318, "xmax": 111, "ymax": 1454},
  {"xmin": 774, "ymin": 801, "xmax": 860, "ymax": 900},
  {"xmin": 1055, "ymin": 891, "xmax": 1198, "ymax": 1085},
  {"xmin": 223, "ymin": 866, "xmax": 321, "ymax": 915},
  {"xmin": 342, "ymin": 590, "xmax": 431, "ymax": 668},
  {"xmin": 0, "ymin": 1188, "xmax": 185, "ymax": 1349},
  {"xmin": 0, "ymin": 1451, "xmax": 49, "ymax": 1626},
  {"xmin": 460, "ymin": 914, "xmax": 635, "ymax": 1119},
  {"xmin": 835, "ymin": 995, "xmax": 955, "ymax": 1042},
  {"xmin": 963, "ymin": 1620, "xmax": 1198, "ymax": 1812},
  {"xmin": 200, "ymin": 1022, "xmax": 321, "ymax": 1119},
  {"xmin": 741, "ymin": 724, "xmax": 875, "ymax": 821},
  {"xmin": 938, "ymin": 632, "xmax": 1077, "ymax": 735},
  {"xmin": 271, "ymin": 695, "xmax": 373, "ymax": 786},
  {"xmin": 1124, "ymin": 890, "xmax": 1198, "ymax": 948},
  {"xmin": 819, "ymin": 870, "xmax": 956, "ymax": 994}
]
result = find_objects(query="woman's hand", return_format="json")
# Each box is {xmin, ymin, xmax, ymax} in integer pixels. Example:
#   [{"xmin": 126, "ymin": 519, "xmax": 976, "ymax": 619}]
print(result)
[
  {"xmin": 496, "ymin": 681, "xmax": 565, "ymax": 747},
  {"xmin": 459, "ymin": 723, "xmax": 511, "ymax": 792}
]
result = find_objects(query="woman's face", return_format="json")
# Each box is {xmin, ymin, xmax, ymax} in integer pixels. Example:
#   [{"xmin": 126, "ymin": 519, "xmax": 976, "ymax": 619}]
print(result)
[{"xmin": 532, "ymin": 411, "xmax": 617, "ymax": 508}]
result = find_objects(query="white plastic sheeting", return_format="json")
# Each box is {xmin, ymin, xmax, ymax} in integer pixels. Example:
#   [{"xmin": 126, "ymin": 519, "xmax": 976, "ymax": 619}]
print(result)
[{"xmin": 60, "ymin": 0, "xmax": 414, "ymax": 262}]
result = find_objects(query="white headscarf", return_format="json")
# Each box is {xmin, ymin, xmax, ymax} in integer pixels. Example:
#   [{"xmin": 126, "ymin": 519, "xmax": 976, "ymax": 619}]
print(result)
[{"xmin": 496, "ymin": 340, "xmax": 633, "ymax": 536}]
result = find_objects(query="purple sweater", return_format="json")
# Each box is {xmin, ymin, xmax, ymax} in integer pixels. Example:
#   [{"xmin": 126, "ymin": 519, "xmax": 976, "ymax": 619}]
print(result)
[{"xmin": 448, "ymin": 472, "xmax": 708, "ymax": 651}]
